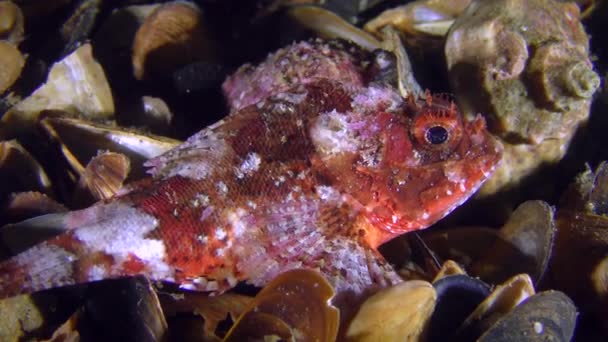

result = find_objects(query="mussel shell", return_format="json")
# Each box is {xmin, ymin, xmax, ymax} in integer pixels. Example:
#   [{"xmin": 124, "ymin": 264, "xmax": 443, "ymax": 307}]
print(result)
[
  {"xmin": 471, "ymin": 200, "xmax": 555, "ymax": 284},
  {"xmin": 284, "ymin": 5, "xmax": 381, "ymax": 52},
  {"xmin": 455, "ymin": 274, "xmax": 536, "ymax": 341},
  {"xmin": 346, "ymin": 280, "xmax": 436, "ymax": 342},
  {"xmin": 0, "ymin": 140, "xmax": 52, "ymax": 201},
  {"xmin": 40, "ymin": 116, "xmax": 180, "ymax": 179},
  {"xmin": 80, "ymin": 276, "xmax": 167, "ymax": 341},
  {"xmin": 477, "ymin": 291, "xmax": 577, "ymax": 342},
  {"xmin": 427, "ymin": 274, "xmax": 491, "ymax": 341}
]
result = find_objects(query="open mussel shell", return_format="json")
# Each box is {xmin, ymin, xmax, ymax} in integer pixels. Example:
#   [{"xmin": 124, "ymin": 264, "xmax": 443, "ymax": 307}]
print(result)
[
  {"xmin": 284, "ymin": 5, "xmax": 381, "ymax": 51},
  {"xmin": 427, "ymin": 274, "xmax": 491, "ymax": 341},
  {"xmin": 0, "ymin": 139, "xmax": 52, "ymax": 200},
  {"xmin": 471, "ymin": 200, "xmax": 555, "ymax": 284},
  {"xmin": 422, "ymin": 200, "xmax": 555, "ymax": 286},
  {"xmin": 477, "ymin": 291, "xmax": 577, "ymax": 342},
  {"xmin": 224, "ymin": 269, "xmax": 339, "ymax": 342},
  {"xmin": 346, "ymin": 280, "xmax": 436, "ymax": 342},
  {"xmin": 40, "ymin": 116, "xmax": 180, "ymax": 180},
  {"xmin": 364, "ymin": 0, "xmax": 471, "ymax": 51},
  {"xmin": 1, "ymin": 44, "xmax": 114, "ymax": 137},
  {"xmin": 455, "ymin": 274, "xmax": 536, "ymax": 341}
]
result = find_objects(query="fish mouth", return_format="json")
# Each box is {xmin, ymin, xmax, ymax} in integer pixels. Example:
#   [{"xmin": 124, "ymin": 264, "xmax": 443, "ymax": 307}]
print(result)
[{"xmin": 364, "ymin": 132, "xmax": 503, "ymax": 238}]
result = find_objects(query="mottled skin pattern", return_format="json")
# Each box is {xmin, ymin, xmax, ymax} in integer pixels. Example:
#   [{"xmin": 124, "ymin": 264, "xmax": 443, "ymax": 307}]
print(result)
[{"xmin": 0, "ymin": 42, "xmax": 501, "ymax": 302}]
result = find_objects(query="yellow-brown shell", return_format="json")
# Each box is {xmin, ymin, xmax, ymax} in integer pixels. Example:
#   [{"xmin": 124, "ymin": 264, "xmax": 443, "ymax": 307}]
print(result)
[
  {"xmin": 132, "ymin": 1, "xmax": 214, "ymax": 80},
  {"xmin": 0, "ymin": 41, "xmax": 24, "ymax": 94}
]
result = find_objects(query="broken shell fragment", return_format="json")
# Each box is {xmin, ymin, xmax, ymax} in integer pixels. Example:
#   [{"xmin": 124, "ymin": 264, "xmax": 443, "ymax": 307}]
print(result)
[
  {"xmin": 160, "ymin": 292, "xmax": 252, "ymax": 340},
  {"xmin": 1, "ymin": 44, "xmax": 114, "ymax": 137},
  {"xmin": 42, "ymin": 308, "xmax": 81, "ymax": 342},
  {"xmin": 0, "ymin": 41, "xmax": 25, "ymax": 94},
  {"xmin": 2, "ymin": 191, "xmax": 67, "ymax": 225},
  {"xmin": 0, "ymin": 1, "xmax": 24, "ymax": 45},
  {"xmin": 132, "ymin": 1, "xmax": 216, "ymax": 80},
  {"xmin": 224, "ymin": 269, "xmax": 339, "ymax": 342},
  {"xmin": 346, "ymin": 280, "xmax": 436, "ymax": 342},
  {"xmin": 433, "ymin": 260, "xmax": 466, "ymax": 282}
]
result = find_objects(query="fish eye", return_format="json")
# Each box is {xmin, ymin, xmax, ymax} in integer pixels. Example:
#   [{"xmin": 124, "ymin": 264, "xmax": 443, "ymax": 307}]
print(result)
[
  {"xmin": 425, "ymin": 126, "xmax": 449, "ymax": 145},
  {"xmin": 409, "ymin": 98, "xmax": 464, "ymax": 155}
]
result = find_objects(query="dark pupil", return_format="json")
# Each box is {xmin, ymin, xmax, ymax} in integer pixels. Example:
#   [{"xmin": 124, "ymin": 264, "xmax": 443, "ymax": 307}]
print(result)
[{"xmin": 426, "ymin": 126, "xmax": 449, "ymax": 144}]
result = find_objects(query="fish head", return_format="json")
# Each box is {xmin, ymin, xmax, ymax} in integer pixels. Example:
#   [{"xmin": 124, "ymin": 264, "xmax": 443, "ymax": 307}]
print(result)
[{"xmin": 312, "ymin": 87, "xmax": 502, "ymax": 244}]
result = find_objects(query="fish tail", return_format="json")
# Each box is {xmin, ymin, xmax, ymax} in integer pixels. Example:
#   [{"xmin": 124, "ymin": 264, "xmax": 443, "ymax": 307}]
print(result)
[
  {"xmin": 0, "ymin": 202, "xmax": 177, "ymax": 299},
  {"xmin": 1, "ymin": 212, "xmax": 70, "ymax": 255}
]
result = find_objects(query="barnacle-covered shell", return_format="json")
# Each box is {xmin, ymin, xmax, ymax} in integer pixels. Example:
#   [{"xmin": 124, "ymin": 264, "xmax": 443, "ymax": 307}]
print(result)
[
  {"xmin": 0, "ymin": 41, "xmax": 24, "ymax": 94},
  {"xmin": 132, "ymin": 1, "xmax": 215, "ymax": 80},
  {"xmin": 0, "ymin": 295, "xmax": 45, "ymax": 341},
  {"xmin": 76, "ymin": 151, "xmax": 130, "ymax": 201},
  {"xmin": 346, "ymin": 280, "xmax": 436, "ymax": 342},
  {"xmin": 0, "ymin": 1, "xmax": 24, "ymax": 45},
  {"xmin": 551, "ymin": 162, "xmax": 608, "ymax": 331},
  {"xmin": 224, "ymin": 269, "xmax": 339, "ymax": 342},
  {"xmin": 445, "ymin": 0, "xmax": 600, "ymax": 196},
  {"xmin": 1, "ymin": 44, "xmax": 114, "ymax": 137}
]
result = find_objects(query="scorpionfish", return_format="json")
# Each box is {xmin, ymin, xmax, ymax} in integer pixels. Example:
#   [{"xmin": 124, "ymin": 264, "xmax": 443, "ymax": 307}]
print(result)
[{"xmin": 0, "ymin": 40, "xmax": 502, "ymax": 300}]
